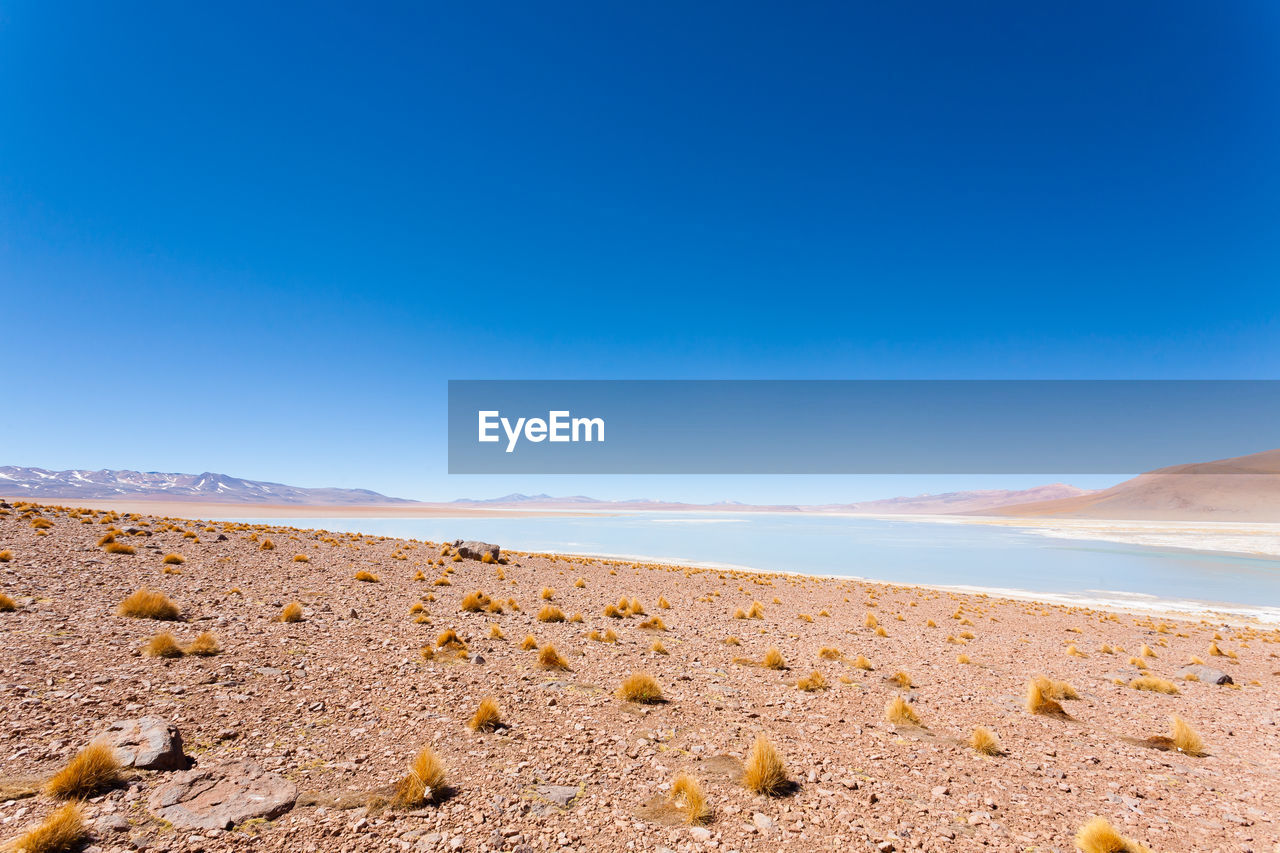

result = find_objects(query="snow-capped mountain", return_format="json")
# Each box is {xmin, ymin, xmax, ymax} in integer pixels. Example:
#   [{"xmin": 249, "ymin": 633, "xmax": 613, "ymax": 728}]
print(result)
[{"xmin": 0, "ymin": 466, "xmax": 410, "ymax": 505}]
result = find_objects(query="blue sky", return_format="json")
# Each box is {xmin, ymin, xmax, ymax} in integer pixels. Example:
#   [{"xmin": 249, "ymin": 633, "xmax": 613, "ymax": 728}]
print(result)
[{"xmin": 2, "ymin": 2, "xmax": 1278, "ymax": 502}]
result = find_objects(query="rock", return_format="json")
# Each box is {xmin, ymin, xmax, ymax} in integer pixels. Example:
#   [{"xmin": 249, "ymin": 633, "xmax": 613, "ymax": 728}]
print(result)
[
  {"xmin": 96, "ymin": 815, "xmax": 130, "ymax": 833},
  {"xmin": 689, "ymin": 826, "xmax": 712, "ymax": 842},
  {"xmin": 148, "ymin": 760, "xmax": 297, "ymax": 830},
  {"xmin": 453, "ymin": 540, "xmax": 501, "ymax": 561},
  {"xmin": 535, "ymin": 784, "xmax": 579, "ymax": 807},
  {"xmin": 752, "ymin": 811, "xmax": 774, "ymax": 829},
  {"xmin": 96, "ymin": 717, "xmax": 188, "ymax": 771},
  {"xmin": 1176, "ymin": 665, "xmax": 1233, "ymax": 685}
]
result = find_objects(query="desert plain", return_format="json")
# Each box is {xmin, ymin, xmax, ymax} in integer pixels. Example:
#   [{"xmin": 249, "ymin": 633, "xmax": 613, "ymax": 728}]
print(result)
[{"xmin": 1, "ymin": 501, "xmax": 1278, "ymax": 853}]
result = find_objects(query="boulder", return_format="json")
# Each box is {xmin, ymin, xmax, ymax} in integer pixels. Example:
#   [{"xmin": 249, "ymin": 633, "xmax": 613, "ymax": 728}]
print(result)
[
  {"xmin": 534, "ymin": 784, "xmax": 579, "ymax": 807},
  {"xmin": 96, "ymin": 717, "xmax": 188, "ymax": 771},
  {"xmin": 1176, "ymin": 664, "xmax": 1233, "ymax": 685},
  {"xmin": 148, "ymin": 760, "xmax": 297, "ymax": 830},
  {"xmin": 453, "ymin": 540, "xmax": 500, "ymax": 561}
]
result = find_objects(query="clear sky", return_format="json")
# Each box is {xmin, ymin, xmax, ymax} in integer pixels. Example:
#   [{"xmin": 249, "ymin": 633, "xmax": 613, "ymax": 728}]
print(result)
[{"xmin": 2, "ymin": 2, "xmax": 1278, "ymax": 502}]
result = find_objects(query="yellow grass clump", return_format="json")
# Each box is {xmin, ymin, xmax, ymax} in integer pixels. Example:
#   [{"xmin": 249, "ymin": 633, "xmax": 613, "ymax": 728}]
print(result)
[
  {"xmin": 865, "ymin": 612, "xmax": 878, "ymax": 629},
  {"xmin": 1025, "ymin": 676, "xmax": 1072, "ymax": 716},
  {"xmin": 538, "ymin": 644, "xmax": 571, "ymax": 671},
  {"xmin": 293, "ymin": 554, "xmax": 310, "ymax": 563},
  {"xmin": 260, "ymin": 538, "xmax": 275, "ymax": 551},
  {"xmin": 392, "ymin": 746, "xmax": 447, "ymax": 809},
  {"xmin": 762, "ymin": 647, "xmax": 787, "ymax": 670},
  {"xmin": 658, "ymin": 596, "xmax": 670, "ymax": 609},
  {"xmin": 574, "ymin": 578, "xmax": 586, "ymax": 588},
  {"xmin": 44, "ymin": 742, "xmax": 121, "ymax": 799},
  {"xmin": 278, "ymin": 602, "xmax": 304, "ymax": 623},
  {"xmin": 0, "ymin": 593, "xmax": 16, "ymax": 612},
  {"xmin": 670, "ymin": 773, "xmax": 711, "ymax": 825},
  {"xmin": 186, "ymin": 632, "xmax": 221, "ymax": 656},
  {"xmin": 818, "ymin": 647, "xmax": 841, "ymax": 660},
  {"xmin": 1129, "ymin": 675, "xmax": 1179, "ymax": 694},
  {"xmin": 885, "ymin": 694, "xmax": 921, "ymax": 726},
  {"xmin": 638, "ymin": 617, "xmax": 666, "ymax": 631},
  {"xmin": 468, "ymin": 697, "xmax": 502, "ymax": 732},
  {"xmin": 7, "ymin": 802, "xmax": 86, "ymax": 853},
  {"xmin": 742, "ymin": 734, "xmax": 788, "ymax": 796},
  {"xmin": 852, "ymin": 654, "xmax": 873, "ymax": 670},
  {"xmin": 540, "ymin": 587, "xmax": 554, "ymax": 600},
  {"xmin": 460, "ymin": 590, "xmax": 491, "ymax": 612},
  {"xmin": 1074, "ymin": 816, "xmax": 1153, "ymax": 853},
  {"xmin": 889, "ymin": 670, "xmax": 913, "ymax": 688},
  {"xmin": 520, "ymin": 635, "xmax": 538, "ymax": 650},
  {"xmin": 117, "ymin": 589, "xmax": 180, "ymax": 621},
  {"xmin": 104, "ymin": 542, "xmax": 136, "ymax": 555},
  {"xmin": 1140, "ymin": 644, "xmax": 1157, "ymax": 658},
  {"xmin": 537, "ymin": 605, "xmax": 566, "ymax": 623},
  {"xmin": 619, "ymin": 672, "xmax": 664, "ymax": 703},
  {"xmin": 162, "ymin": 553, "xmax": 184, "ymax": 565},
  {"xmin": 797, "ymin": 670, "xmax": 828, "ymax": 692},
  {"xmin": 651, "ymin": 640, "xmax": 668, "ymax": 654},
  {"xmin": 489, "ymin": 624, "xmax": 505, "ymax": 639},
  {"xmin": 145, "ymin": 632, "xmax": 184, "ymax": 658},
  {"xmin": 436, "ymin": 629, "xmax": 467, "ymax": 651},
  {"xmin": 969, "ymin": 727, "xmax": 1002, "ymax": 755},
  {"xmin": 0, "ymin": 549, "xmax": 11, "ymax": 562},
  {"xmin": 1168, "ymin": 714, "xmax": 1205, "ymax": 755},
  {"xmin": 355, "ymin": 570, "xmax": 379, "ymax": 582},
  {"xmin": 746, "ymin": 601, "xmax": 765, "ymax": 619},
  {"xmin": 956, "ymin": 653, "xmax": 972, "ymax": 664}
]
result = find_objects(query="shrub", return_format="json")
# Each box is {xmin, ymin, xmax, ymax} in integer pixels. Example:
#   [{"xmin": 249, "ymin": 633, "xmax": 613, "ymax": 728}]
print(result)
[
  {"xmin": 538, "ymin": 644, "xmax": 571, "ymax": 671},
  {"xmin": 605, "ymin": 604, "xmax": 624, "ymax": 618},
  {"xmin": 186, "ymin": 632, "xmax": 221, "ymax": 656},
  {"xmin": 658, "ymin": 596, "xmax": 670, "ymax": 609},
  {"xmin": 436, "ymin": 629, "xmax": 467, "ymax": 650},
  {"xmin": 619, "ymin": 672, "xmax": 663, "ymax": 703},
  {"xmin": 44, "ymin": 742, "xmax": 121, "ymax": 799},
  {"xmin": 469, "ymin": 697, "xmax": 502, "ymax": 732},
  {"xmin": 852, "ymin": 654, "xmax": 873, "ymax": 670},
  {"xmin": 818, "ymin": 647, "xmax": 841, "ymax": 660},
  {"xmin": 574, "ymin": 578, "xmax": 586, "ymax": 588},
  {"xmin": 145, "ymin": 633, "xmax": 184, "ymax": 658},
  {"xmin": 162, "ymin": 553, "xmax": 185, "ymax": 565},
  {"xmin": 118, "ymin": 589, "xmax": 180, "ymax": 621},
  {"xmin": 888, "ymin": 671, "xmax": 912, "ymax": 688},
  {"xmin": 104, "ymin": 542, "xmax": 136, "ymax": 555},
  {"xmin": 392, "ymin": 746, "xmax": 447, "ymax": 808},
  {"xmin": 0, "ymin": 549, "xmax": 11, "ymax": 562},
  {"xmin": 724, "ymin": 636, "xmax": 741, "ymax": 646},
  {"xmin": 732, "ymin": 607, "xmax": 747, "ymax": 620},
  {"xmin": 31, "ymin": 518, "xmax": 53, "ymax": 529},
  {"xmin": 865, "ymin": 612, "xmax": 878, "ymax": 629},
  {"xmin": 1169, "ymin": 714, "xmax": 1205, "ymax": 756},
  {"xmin": 461, "ymin": 590, "xmax": 492, "ymax": 612},
  {"xmin": 1074, "ymin": 817, "xmax": 1153, "ymax": 853},
  {"xmin": 797, "ymin": 671, "xmax": 827, "ymax": 692},
  {"xmin": 746, "ymin": 601, "xmax": 765, "ymax": 619},
  {"xmin": 1025, "ymin": 676, "xmax": 1070, "ymax": 717},
  {"xmin": 670, "ymin": 773, "xmax": 711, "ymax": 825},
  {"xmin": 540, "ymin": 587, "xmax": 554, "ymax": 600},
  {"xmin": 762, "ymin": 647, "xmax": 787, "ymax": 670},
  {"xmin": 354, "ymin": 570, "xmax": 379, "ymax": 583},
  {"xmin": 651, "ymin": 640, "xmax": 668, "ymax": 655},
  {"xmin": 1129, "ymin": 675, "xmax": 1179, "ymax": 695},
  {"xmin": 9, "ymin": 802, "xmax": 85, "ymax": 853},
  {"xmin": 293, "ymin": 554, "xmax": 310, "ymax": 563},
  {"xmin": 885, "ymin": 695, "xmax": 921, "ymax": 725},
  {"xmin": 537, "ymin": 605, "xmax": 566, "ymax": 623},
  {"xmin": 260, "ymin": 538, "xmax": 275, "ymax": 551},
  {"xmin": 489, "ymin": 624, "xmax": 505, "ymax": 639},
  {"xmin": 0, "ymin": 593, "xmax": 16, "ymax": 612},
  {"xmin": 520, "ymin": 635, "xmax": 538, "ymax": 650},
  {"xmin": 278, "ymin": 602, "xmax": 304, "ymax": 623},
  {"xmin": 969, "ymin": 726, "xmax": 1002, "ymax": 755},
  {"xmin": 742, "ymin": 734, "xmax": 788, "ymax": 796},
  {"xmin": 638, "ymin": 617, "xmax": 666, "ymax": 631},
  {"xmin": 956, "ymin": 653, "xmax": 971, "ymax": 664}
]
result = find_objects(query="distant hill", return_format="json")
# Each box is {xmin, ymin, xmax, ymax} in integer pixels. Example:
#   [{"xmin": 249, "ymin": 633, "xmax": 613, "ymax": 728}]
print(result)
[
  {"xmin": 0, "ymin": 467, "xmax": 411, "ymax": 505},
  {"xmin": 976, "ymin": 449, "xmax": 1280, "ymax": 522},
  {"xmin": 828, "ymin": 483, "xmax": 1093, "ymax": 515}
]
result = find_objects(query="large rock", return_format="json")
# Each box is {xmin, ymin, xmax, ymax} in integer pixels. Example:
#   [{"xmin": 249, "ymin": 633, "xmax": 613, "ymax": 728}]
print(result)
[
  {"xmin": 1176, "ymin": 664, "xmax": 1233, "ymax": 685},
  {"xmin": 96, "ymin": 717, "xmax": 188, "ymax": 771},
  {"xmin": 148, "ymin": 761, "xmax": 297, "ymax": 830},
  {"xmin": 453, "ymin": 540, "xmax": 500, "ymax": 561}
]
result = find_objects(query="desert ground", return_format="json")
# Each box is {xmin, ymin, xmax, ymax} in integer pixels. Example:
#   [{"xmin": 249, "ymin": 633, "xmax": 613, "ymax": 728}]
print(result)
[{"xmin": 1, "ymin": 502, "xmax": 1278, "ymax": 853}]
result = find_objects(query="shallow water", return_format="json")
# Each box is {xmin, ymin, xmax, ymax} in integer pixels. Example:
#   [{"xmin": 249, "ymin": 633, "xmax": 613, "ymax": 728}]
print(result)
[{"xmin": 235, "ymin": 512, "xmax": 1280, "ymax": 619}]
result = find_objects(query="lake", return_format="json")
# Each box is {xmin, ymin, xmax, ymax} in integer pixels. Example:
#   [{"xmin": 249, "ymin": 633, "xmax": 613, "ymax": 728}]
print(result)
[{"xmin": 232, "ymin": 512, "xmax": 1280, "ymax": 621}]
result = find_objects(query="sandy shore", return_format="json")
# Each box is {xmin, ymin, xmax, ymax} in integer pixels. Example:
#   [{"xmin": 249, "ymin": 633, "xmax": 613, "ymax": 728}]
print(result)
[{"xmin": 1, "ymin": 501, "xmax": 1278, "ymax": 852}]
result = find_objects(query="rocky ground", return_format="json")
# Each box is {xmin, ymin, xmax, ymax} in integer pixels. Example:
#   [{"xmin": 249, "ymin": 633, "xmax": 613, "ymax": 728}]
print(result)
[{"xmin": 1, "ymin": 502, "xmax": 1278, "ymax": 852}]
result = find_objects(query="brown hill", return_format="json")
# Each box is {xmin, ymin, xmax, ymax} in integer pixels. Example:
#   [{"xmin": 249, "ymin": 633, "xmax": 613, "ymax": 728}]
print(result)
[{"xmin": 978, "ymin": 449, "xmax": 1280, "ymax": 522}]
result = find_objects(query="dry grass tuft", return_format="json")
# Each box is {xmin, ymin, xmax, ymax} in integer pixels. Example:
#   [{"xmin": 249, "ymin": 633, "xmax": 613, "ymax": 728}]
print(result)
[
  {"xmin": 0, "ymin": 549, "xmax": 12, "ymax": 562},
  {"xmin": 538, "ymin": 644, "xmax": 571, "ymax": 671},
  {"xmin": 260, "ymin": 538, "xmax": 275, "ymax": 551},
  {"xmin": 293, "ymin": 554, "xmax": 310, "ymax": 563},
  {"xmin": 762, "ymin": 647, "xmax": 787, "ymax": 670},
  {"xmin": 537, "ymin": 605, "xmax": 566, "ymax": 623},
  {"xmin": 1140, "ymin": 644, "xmax": 1157, "ymax": 658},
  {"xmin": 145, "ymin": 632, "xmax": 184, "ymax": 658},
  {"xmin": 540, "ymin": 587, "xmax": 555, "ymax": 600},
  {"xmin": 7, "ymin": 802, "xmax": 85, "ymax": 853},
  {"xmin": 1129, "ymin": 675, "xmax": 1179, "ymax": 694},
  {"xmin": 670, "ymin": 773, "xmax": 711, "ymax": 825},
  {"xmin": 956, "ymin": 653, "xmax": 972, "ymax": 664},
  {"xmin": 658, "ymin": 596, "xmax": 670, "ymax": 609},
  {"xmin": 651, "ymin": 640, "xmax": 668, "ymax": 654},
  {"xmin": 724, "ymin": 636, "xmax": 741, "ymax": 646},
  {"xmin": 436, "ymin": 629, "xmax": 467, "ymax": 651},
  {"xmin": 619, "ymin": 672, "xmax": 664, "ymax": 703},
  {"xmin": 520, "ymin": 634, "xmax": 538, "ymax": 650},
  {"xmin": 459, "ymin": 590, "xmax": 491, "ymax": 612},
  {"xmin": 638, "ymin": 617, "xmax": 667, "ymax": 631},
  {"xmin": 44, "ymin": 742, "xmax": 121, "ymax": 799},
  {"xmin": 489, "ymin": 624, "xmax": 505, "ymax": 639},
  {"xmin": 741, "ymin": 734, "xmax": 788, "ymax": 796},
  {"xmin": 1169, "ymin": 714, "xmax": 1205, "ymax": 756},
  {"xmin": 1074, "ymin": 816, "xmax": 1153, "ymax": 853},
  {"xmin": 162, "ymin": 553, "xmax": 185, "ymax": 565},
  {"xmin": 1025, "ymin": 676, "xmax": 1071, "ymax": 717},
  {"xmin": 468, "ymin": 697, "xmax": 502, "ymax": 732},
  {"xmin": 885, "ymin": 694, "xmax": 921, "ymax": 726},
  {"xmin": 104, "ymin": 542, "xmax": 136, "ymax": 555},
  {"xmin": 968, "ymin": 726, "xmax": 1002, "ymax": 755},
  {"xmin": 392, "ymin": 746, "xmax": 447, "ymax": 809},
  {"xmin": 0, "ymin": 593, "xmax": 16, "ymax": 612},
  {"xmin": 117, "ymin": 589, "xmax": 180, "ymax": 621},
  {"xmin": 797, "ymin": 670, "xmax": 828, "ymax": 692},
  {"xmin": 278, "ymin": 602, "xmax": 304, "ymax": 623},
  {"xmin": 574, "ymin": 578, "xmax": 586, "ymax": 588},
  {"xmin": 354, "ymin": 570, "xmax": 379, "ymax": 582},
  {"xmin": 186, "ymin": 632, "xmax": 221, "ymax": 656},
  {"xmin": 746, "ymin": 601, "xmax": 765, "ymax": 619},
  {"xmin": 818, "ymin": 647, "xmax": 841, "ymax": 660},
  {"xmin": 889, "ymin": 670, "xmax": 912, "ymax": 688},
  {"xmin": 852, "ymin": 654, "xmax": 873, "ymax": 670}
]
